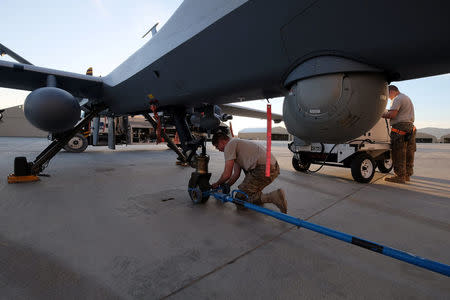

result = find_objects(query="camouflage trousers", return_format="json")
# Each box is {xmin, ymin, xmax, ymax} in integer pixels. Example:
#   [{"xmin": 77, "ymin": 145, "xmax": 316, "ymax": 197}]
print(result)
[
  {"xmin": 237, "ymin": 163, "xmax": 280, "ymax": 204},
  {"xmin": 391, "ymin": 122, "xmax": 416, "ymax": 178}
]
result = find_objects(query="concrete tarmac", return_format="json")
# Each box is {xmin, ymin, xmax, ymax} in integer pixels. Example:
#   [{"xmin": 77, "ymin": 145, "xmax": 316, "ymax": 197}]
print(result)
[{"xmin": 0, "ymin": 137, "xmax": 449, "ymax": 299}]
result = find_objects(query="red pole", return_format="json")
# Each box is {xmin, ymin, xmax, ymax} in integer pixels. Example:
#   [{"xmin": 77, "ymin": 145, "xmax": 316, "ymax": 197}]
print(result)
[{"xmin": 266, "ymin": 103, "xmax": 272, "ymax": 177}]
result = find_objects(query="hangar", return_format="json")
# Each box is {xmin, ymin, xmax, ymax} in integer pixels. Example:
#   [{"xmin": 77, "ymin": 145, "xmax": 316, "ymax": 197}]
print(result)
[
  {"xmin": 238, "ymin": 126, "xmax": 292, "ymax": 141},
  {"xmin": 441, "ymin": 134, "xmax": 450, "ymax": 143},
  {"xmin": 415, "ymin": 132, "xmax": 437, "ymax": 143}
]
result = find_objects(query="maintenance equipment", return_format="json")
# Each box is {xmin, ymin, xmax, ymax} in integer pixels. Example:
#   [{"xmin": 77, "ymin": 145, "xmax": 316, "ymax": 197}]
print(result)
[
  {"xmin": 289, "ymin": 118, "xmax": 393, "ymax": 183},
  {"xmin": 188, "ymin": 186, "xmax": 450, "ymax": 278}
]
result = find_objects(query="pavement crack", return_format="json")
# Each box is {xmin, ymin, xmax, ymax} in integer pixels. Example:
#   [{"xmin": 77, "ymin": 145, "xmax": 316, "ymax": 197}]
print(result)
[
  {"xmin": 160, "ymin": 226, "xmax": 294, "ymax": 300},
  {"xmin": 161, "ymin": 174, "xmax": 389, "ymax": 299},
  {"xmin": 305, "ymin": 174, "xmax": 387, "ymax": 221}
]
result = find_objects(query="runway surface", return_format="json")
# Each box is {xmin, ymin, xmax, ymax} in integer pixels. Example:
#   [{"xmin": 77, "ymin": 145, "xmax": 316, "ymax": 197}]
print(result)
[{"xmin": 1, "ymin": 138, "xmax": 449, "ymax": 299}]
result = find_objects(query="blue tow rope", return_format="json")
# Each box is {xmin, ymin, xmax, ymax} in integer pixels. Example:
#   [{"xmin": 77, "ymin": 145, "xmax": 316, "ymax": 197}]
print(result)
[{"xmin": 193, "ymin": 187, "xmax": 450, "ymax": 277}]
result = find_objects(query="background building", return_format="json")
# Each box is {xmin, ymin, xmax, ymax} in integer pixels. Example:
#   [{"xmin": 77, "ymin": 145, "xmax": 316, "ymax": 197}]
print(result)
[
  {"xmin": 0, "ymin": 105, "xmax": 47, "ymax": 137},
  {"xmin": 415, "ymin": 132, "xmax": 437, "ymax": 143},
  {"xmin": 441, "ymin": 134, "xmax": 450, "ymax": 143},
  {"xmin": 238, "ymin": 126, "xmax": 291, "ymax": 141},
  {"xmin": 0, "ymin": 106, "xmax": 177, "ymax": 146}
]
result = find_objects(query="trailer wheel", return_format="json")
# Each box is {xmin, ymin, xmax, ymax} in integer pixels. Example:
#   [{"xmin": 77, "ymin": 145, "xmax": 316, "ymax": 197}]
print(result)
[
  {"xmin": 64, "ymin": 133, "xmax": 88, "ymax": 153},
  {"xmin": 292, "ymin": 155, "xmax": 311, "ymax": 172},
  {"xmin": 377, "ymin": 158, "xmax": 393, "ymax": 173},
  {"xmin": 351, "ymin": 153, "xmax": 375, "ymax": 183}
]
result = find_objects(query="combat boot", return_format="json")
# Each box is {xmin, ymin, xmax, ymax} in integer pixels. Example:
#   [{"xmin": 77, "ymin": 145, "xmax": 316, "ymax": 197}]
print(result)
[
  {"xmin": 385, "ymin": 176, "xmax": 406, "ymax": 184},
  {"xmin": 261, "ymin": 189, "xmax": 287, "ymax": 213}
]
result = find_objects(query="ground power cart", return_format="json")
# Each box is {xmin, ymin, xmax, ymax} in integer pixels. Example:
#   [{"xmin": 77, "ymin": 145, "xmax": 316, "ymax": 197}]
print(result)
[{"xmin": 289, "ymin": 118, "xmax": 393, "ymax": 183}]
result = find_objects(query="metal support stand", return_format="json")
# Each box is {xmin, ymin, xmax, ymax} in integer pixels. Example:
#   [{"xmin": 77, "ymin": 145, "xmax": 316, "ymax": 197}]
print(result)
[
  {"xmin": 200, "ymin": 189, "xmax": 450, "ymax": 278},
  {"xmin": 8, "ymin": 107, "xmax": 102, "ymax": 182},
  {"xmin": 108, "ymin": 116, "xmax": 116, "ymax": 150},
  {"xmin": 92, "ymin": 116, "xmax": 100, "ymax": 146},
  {"xmin": 122, "ymin": 116, "xmax": 131, "ymax": 144}
]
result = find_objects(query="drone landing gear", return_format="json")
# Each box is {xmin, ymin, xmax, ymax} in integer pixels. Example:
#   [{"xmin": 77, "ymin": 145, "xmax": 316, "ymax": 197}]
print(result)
[
  {"xmin": 143, "ymin": 112, "xmax": 188, "ymax": 163},
  {"xmin": 143, "ymin": 108, "xmax": 205, "ymax": 167},
  {"xmin": 188, "ymin": 143, "xmax": 211, "ymax": 204}
]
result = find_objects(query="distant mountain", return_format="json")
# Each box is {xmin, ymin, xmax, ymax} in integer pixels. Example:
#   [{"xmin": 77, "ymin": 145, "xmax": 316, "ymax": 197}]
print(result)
[{"xmin": 417, "ymin": 127, "xmax": 450, "ymax": 138}]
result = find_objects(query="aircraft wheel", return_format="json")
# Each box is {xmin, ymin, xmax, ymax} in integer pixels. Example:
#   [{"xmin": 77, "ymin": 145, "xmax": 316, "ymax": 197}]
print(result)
[
  {"xmin": 188, "ymin": 175, "xmax": 210, "ymax": 204},
  {"xmin": 377, "ymin": 158, "xmax": 393, "ymax": 173},
  {"xmin": 351, "ymin": 153, "xmax": 375, "ymax": 183},
  {"xmin": 292, "ymin": 154, "xmax": 311, "ymax": 172},
  {"xmin": 64, "ymin": 133, "xmax": 88, "ymax": 153}
]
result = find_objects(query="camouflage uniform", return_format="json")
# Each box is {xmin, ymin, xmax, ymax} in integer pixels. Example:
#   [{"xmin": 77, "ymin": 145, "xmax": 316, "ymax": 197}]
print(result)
[
  {"xmin": 391, "ymin": 122, "xmax": 416, "ymax": 178},
  {"xmin": 221, "ymin": 138, "xmax": 286, "ymax": 212},
  {"xmin": 237, "ymin": 163, "xmax": 280, "ymax": 204}
]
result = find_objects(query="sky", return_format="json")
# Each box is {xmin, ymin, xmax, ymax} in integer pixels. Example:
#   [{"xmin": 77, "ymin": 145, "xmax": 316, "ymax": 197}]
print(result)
[{"xmin": 1, "ymin": 0, "xmax": 449, "ymax": 133}]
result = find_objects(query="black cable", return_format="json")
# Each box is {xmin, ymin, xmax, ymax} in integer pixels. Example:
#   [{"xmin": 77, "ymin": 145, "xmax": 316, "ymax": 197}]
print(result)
[
  {"xmin": 385, "ymin": 118, "xmax": 391, "ymax": 136},
  {"xmin": 288, "ymin": 141, "xmax": 336, "ymax": 173},
  {"xmin": 307, "ymin": 143, "xmax": 338, "ymax": 173},
  {"xmin": 346, "ymin": 138, "xmax": 375, "ymax": 145}
]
